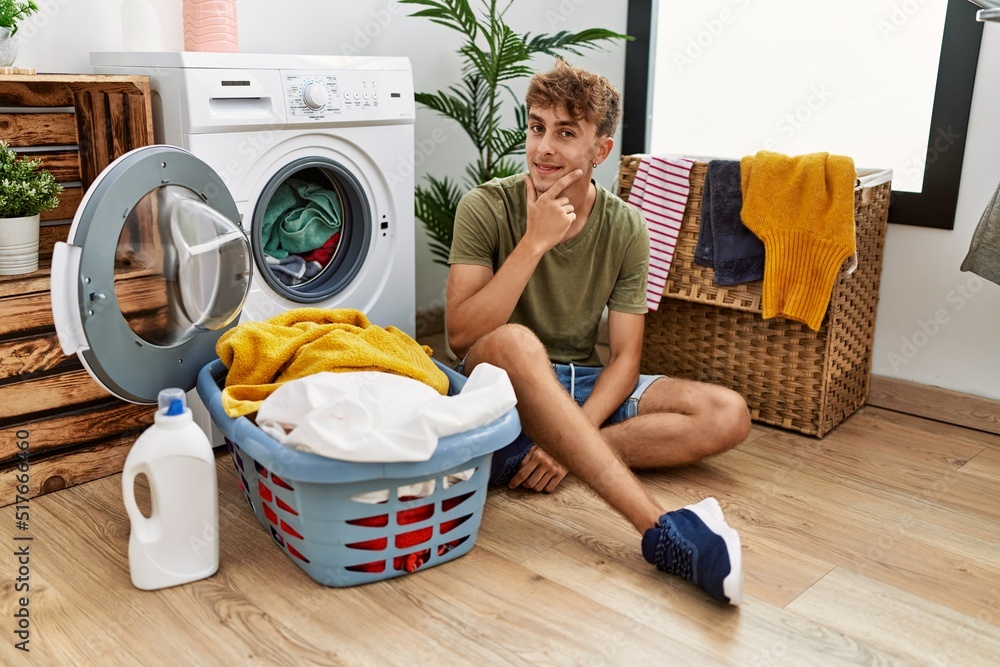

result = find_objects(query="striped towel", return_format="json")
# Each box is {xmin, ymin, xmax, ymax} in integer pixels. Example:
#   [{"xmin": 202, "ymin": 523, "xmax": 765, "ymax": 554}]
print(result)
[{"xmin": 626, "ymin": 155, "xmax": 695, "ymax": 310}]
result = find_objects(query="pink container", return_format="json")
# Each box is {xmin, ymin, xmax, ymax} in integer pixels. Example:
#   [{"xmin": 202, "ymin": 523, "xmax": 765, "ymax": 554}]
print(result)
[{"xmin": 182, "ymin": 0, "xmax": 239, "ymax": 52}]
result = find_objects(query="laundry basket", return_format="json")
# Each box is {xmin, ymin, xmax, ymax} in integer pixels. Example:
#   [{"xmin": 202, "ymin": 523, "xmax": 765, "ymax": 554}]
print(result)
[
  {"xmin": 618, "ymin": 156, "xmax": 892, "ymax": 437},
  {"xmin": 196, "ymin": 359, "xmax": 521, "ymax": 587}
]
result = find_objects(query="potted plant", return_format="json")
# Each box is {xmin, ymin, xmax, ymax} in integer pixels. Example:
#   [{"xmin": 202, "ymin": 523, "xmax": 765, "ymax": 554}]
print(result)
[
  {"xmin": 0, "ymin": 1, "xmax": 38, "ymax": 67},
  {"xmin": 0, "ymin": 140, "xmax": 62, "ymax": 275},
  {"xmin": 400, "ymin": 0, "xmax": 631, "ymax": 265}
]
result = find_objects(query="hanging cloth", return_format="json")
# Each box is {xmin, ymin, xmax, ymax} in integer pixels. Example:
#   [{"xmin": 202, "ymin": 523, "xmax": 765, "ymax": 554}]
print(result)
[
  {"xmin": 626, "ymin": 155, "xmax": 694, "ymax": 311},
  {"xmin": 740, "ymin": 151, "xmax": 857, "ymax": 331},
  {"xmin": 695, "ymin": 159, "xmax": 765, "ymax": 285},
  {"xmin": 960, "ymin": 180, "xmax": 1000, "ymax": 287}
]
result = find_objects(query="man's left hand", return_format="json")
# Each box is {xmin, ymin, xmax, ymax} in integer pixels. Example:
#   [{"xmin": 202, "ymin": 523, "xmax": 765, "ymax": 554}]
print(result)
[{"xmin": 508, "ymin": 445, "xmax": 568, "ymax": 493}]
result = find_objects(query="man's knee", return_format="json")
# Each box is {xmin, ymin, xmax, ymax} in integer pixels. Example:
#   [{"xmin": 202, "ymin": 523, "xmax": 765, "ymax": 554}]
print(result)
[
  {"xmin": 469, "ymin": 323, "xmax": 547, "ymax": 369},
  {"xmin": 708, "ymin": 387, "xmax": 751, "ymax": 452}
]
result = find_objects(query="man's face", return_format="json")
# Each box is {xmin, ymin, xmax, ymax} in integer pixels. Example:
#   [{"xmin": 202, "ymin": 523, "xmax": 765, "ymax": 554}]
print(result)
[{"xmin": 525, "ymin": 105, "xmax": 603, "ymax": 193}]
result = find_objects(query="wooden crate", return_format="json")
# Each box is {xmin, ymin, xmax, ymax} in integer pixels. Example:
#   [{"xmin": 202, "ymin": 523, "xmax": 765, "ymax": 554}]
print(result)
[{"xmin": 0, "ymin": 75, "xmax": 157, "ymax": 504}]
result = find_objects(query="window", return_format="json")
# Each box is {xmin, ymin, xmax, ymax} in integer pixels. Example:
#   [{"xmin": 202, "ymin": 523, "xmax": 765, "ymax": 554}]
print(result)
[{"xmin": 623, "ymin": 0, "xmax": 984, "ymax": 229}]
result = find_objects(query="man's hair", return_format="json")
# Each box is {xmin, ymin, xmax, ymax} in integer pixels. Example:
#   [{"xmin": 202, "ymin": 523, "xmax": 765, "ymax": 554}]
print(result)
[{"xmin": 525, "ymin": 59, "xmax": 622, "ymax": 139}]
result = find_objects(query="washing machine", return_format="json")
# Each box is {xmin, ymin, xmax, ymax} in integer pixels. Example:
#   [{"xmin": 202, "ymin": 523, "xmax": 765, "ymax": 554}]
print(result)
[
  {"xmin": 90, "ymin": 51, "xmax": 416, "ymax": 334},
  {"xmin": 48, "ymin": 52, "xmax": 415, "ymax": 440}
]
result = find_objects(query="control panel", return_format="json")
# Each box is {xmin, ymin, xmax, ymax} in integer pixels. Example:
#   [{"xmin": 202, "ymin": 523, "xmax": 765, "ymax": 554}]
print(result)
[
  {"xmin": 286, "ymin": 74, "xmax": 342, "ymax": 118},
  {"xmin": 284, "ymin": 70, "xmax": 408, "ymax": 123}
]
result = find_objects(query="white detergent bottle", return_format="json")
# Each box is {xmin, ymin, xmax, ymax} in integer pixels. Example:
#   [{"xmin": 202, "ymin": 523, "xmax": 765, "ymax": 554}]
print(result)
[
  {"xmin": 121, "ymin": 0, "xmax": 184, "ymax": 51},
  {"xmin": 122, "ymin": 388, "xmax": 218, "ymax": 590}
]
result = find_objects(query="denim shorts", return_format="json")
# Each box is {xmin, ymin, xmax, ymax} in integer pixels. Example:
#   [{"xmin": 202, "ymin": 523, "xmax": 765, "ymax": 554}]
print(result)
[{"xmin": 487, "ymin": 364, "xmax": 660, "ymax": 486}]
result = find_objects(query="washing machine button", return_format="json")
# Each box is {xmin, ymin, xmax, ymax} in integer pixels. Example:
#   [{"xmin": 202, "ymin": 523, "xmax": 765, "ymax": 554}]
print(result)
[{"xmin": 302, "ymin": 82, "xmax": 329, "ymax": 110}]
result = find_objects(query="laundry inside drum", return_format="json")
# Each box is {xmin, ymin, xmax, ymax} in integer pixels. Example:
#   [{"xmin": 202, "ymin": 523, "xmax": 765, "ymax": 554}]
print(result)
[{"xmin": 259, "ymin": 167, "xmax": 346, "ymax": 289}]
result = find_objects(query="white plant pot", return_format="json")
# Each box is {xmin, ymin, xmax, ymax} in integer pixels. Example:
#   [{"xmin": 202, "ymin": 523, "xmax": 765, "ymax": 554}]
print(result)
[
  {"xmin": 0, "ymin": 214, "xmax": 40, "ymax": 275},
  {"xmin": 0, "ymin": 27, "xmax": 19, "ymax": 68}
]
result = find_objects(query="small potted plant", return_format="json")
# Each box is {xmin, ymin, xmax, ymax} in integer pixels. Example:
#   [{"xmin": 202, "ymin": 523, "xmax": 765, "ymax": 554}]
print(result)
[
  {"xmin": 0, "ymin": 1, "xmax": 38, "ymax": 67},
  {"xmin": 0, "ymin": 140, "xmax": 62, "ymax": 275}
]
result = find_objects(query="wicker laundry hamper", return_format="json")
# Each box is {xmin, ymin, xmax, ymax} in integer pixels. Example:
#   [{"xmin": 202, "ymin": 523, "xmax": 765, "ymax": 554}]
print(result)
[{"xmin": 617, "ymin": 156, "xmax": 892, "ymax": 437}]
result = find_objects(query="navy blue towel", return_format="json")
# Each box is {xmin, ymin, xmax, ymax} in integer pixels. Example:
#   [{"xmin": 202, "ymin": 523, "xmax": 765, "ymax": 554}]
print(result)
[
  {"xmin": 695, "ymin": 160, "xmax": 765, "ymax": 286},
  {"xmin": 694, "ymin": 173, "xmax": 716, "ymax": 268}
]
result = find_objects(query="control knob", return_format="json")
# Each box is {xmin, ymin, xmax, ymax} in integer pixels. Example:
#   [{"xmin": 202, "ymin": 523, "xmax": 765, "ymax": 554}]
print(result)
[{"xmin": 302, "ymin": 82, "xmax": 328, "ymax": 110}]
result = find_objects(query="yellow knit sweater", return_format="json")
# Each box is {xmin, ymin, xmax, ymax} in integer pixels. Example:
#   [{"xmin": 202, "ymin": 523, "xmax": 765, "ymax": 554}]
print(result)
[
  {"xmin": 740, "ymin": 151, "xmax": 856, "ymax": 331},
  {"xmin": 216, "ymin": 308, "xmax": 448, "ymax": 417}
]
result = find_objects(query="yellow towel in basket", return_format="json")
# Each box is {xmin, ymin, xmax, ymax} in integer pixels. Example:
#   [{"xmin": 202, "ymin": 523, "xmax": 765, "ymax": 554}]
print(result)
[
  {"xmin": 740, "ymin": 151, "xmax": 856, "ymax": 331},
  {"xmin": 216, "ymin": 308, "xmax": 448, "ymax": 418}
]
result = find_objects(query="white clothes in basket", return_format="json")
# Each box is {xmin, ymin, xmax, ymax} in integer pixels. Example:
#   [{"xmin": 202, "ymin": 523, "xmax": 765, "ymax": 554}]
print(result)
[{"xmin": 256, "ymin": 363, "xmax": 517, "ymax": 462}]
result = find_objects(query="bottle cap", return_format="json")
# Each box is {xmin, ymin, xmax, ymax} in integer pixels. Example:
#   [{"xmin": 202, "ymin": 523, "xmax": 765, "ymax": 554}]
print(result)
[{"xmin": 157, "ymin": 388, "xmax": 188, "ymax": 417}]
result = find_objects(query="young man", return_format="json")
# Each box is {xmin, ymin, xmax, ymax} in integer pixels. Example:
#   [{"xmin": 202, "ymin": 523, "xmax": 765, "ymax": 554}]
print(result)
[{"xmin": 446, "ymin": 61, "xmax": 751, "ymax": 605}]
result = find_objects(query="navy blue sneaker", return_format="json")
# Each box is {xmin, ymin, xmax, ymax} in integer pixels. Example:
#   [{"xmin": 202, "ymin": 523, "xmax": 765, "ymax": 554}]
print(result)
[
  {"xmin": 641, "ymin": 498, "xmax": 743, "ymax": 605},
  {"xmin": 488, "ymin": 433, "xmax": 534, "ymax": 487}
]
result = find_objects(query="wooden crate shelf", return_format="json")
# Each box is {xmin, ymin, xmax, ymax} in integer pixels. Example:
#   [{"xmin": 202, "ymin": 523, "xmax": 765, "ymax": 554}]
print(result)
[{"xmin": 0, "ymin": 74, "xmax": 158, "ymax": 505}]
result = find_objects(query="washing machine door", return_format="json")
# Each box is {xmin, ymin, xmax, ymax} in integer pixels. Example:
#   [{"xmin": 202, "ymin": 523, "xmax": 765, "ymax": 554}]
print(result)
[{"xmin": 51, "ymin": 145, "xmax": 252, "ymax": 404}]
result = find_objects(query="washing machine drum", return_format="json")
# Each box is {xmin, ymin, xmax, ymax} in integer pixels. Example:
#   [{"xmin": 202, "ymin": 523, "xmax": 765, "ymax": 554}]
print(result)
[
  {"xmin": 51, "ymin": 145, "xmax": 252, "ymax": 404},
  {"xmin": 251, "ymin": 158, "xmax": 371, "ymax": 304}
]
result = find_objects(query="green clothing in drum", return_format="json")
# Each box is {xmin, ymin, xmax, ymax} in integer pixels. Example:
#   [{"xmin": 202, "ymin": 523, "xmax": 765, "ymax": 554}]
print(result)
[{"xmin": 449, "ymin": 174, "xmax": 649, "ymax": 366}]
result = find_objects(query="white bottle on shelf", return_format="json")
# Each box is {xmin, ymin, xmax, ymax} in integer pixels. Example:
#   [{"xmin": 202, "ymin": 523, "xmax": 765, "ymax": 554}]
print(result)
[
  {"xmin": 122, "ymin": 388, "xmax": 218, "ymax": 591},
  {"xmin": 120, "ymin": 0, "xmax": 184, "ymax": 52}
]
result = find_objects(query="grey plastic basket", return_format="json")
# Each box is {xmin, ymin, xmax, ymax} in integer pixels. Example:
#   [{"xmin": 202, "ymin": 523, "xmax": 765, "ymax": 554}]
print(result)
[{"xmin": 196, "ymin": 358, "xmax": 521, "ymax": 587}]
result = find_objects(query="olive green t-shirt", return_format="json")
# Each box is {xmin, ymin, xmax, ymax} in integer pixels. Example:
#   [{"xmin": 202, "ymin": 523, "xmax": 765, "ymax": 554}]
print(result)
[{"xmin": 449, "ymin": 174, "xmax": 649, "ymax": 366}]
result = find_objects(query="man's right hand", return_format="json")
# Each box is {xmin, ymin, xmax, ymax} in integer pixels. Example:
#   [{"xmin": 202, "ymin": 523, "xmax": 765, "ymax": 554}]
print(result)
[
  {"xmin": 524, "ymin": 169, "xmax": 585, "ymax": 253},
  {"xmin": 508, "ymin": 445, "xmax": 568, "ymax": 493}
]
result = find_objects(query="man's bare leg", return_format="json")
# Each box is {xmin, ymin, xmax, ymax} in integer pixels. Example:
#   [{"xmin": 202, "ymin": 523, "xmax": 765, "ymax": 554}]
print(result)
[
  {"xmin": 463, "ymin": 323, "xmax": 662, "ymax": 533},
  {"xmin": 600, "ymin": 378, "xmax": 751, "ymax": 468},
  {"xmin": 465, "ymin": 324, "xmax": 745, "ymax": 605}
]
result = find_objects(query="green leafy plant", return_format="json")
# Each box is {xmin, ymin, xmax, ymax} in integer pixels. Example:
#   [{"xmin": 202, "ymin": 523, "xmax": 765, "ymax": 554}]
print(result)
[
  {"xmin": 400, "ymin": 0, "xmax": 631, "ymax": 265},
  {"xmin": 0, "ymin": 1, "xmax": 38, "ymax": 35},
  {"xmin": 0, "ymin": 141, "xmax": 62, "ymax": 218}
]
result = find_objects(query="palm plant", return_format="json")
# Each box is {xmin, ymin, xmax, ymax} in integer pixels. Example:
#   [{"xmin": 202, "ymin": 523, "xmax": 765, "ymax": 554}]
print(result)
[{"xmin": 400, "ymin": 0, "xmax": 630, "ymax": 265}]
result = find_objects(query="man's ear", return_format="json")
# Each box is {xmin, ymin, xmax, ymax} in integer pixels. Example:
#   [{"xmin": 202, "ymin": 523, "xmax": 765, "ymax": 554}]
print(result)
[{"xmin": 595, "ymin": 136, "xmax": 614, "ymax": 165}]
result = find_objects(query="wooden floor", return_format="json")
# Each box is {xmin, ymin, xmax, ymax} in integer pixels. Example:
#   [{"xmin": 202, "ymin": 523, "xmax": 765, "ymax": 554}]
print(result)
[{"xmin": 2, "ymin": 336, "xmax": 999, "ymax": 665}]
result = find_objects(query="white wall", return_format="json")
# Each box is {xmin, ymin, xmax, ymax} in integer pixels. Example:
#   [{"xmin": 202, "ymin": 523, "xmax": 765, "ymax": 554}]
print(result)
[
  {"xmin": 15, "ymin": 1, "xmax": 998, "ymax": 399},
  {"xmin": 871, "ymin": 24, "xmax": 1000, "ymax": 399},
  {"xmin": 15, "ymin": 0, "xmax": 629, "ymax": 336}
]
